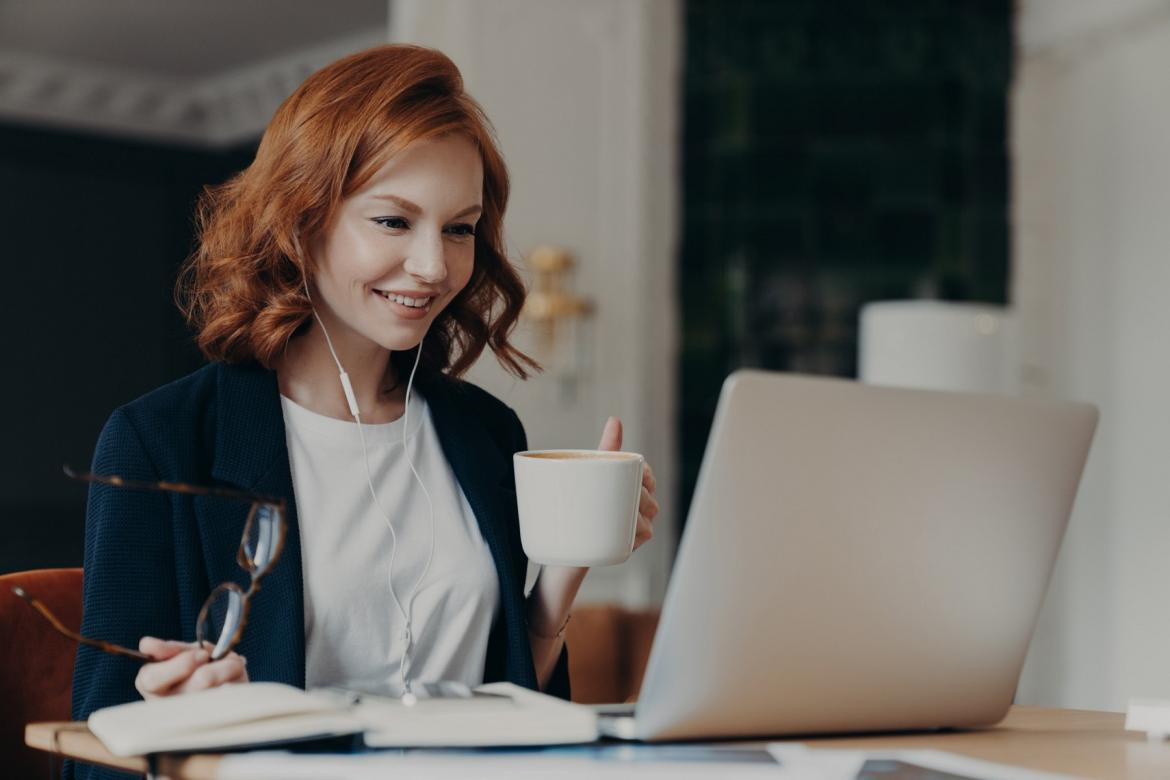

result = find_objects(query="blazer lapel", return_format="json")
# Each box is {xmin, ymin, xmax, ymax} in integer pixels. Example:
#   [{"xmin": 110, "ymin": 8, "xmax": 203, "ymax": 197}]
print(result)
[
  {"xmin": 421, "ymin": 375, "xmax": 537, "ymax": 689},
  {"xmin": 201, "ymin": 362, "xmax": 306, "ymax": 687}
]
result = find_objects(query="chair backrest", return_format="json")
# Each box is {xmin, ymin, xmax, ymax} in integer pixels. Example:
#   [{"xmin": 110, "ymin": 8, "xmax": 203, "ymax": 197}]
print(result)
[
  {"xmin": 566, "ymin": 605, "xmax": 660, "ymax": 704},
  {"xmin": 0, "ymin": 567, "xmax": 83, "ymax": 778}
]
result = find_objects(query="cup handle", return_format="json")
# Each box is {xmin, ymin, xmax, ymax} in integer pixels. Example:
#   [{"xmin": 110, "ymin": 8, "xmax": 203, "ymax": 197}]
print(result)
[{"xmin": 627, "ymin": 457, "xmax": 644, "ymax": 553}]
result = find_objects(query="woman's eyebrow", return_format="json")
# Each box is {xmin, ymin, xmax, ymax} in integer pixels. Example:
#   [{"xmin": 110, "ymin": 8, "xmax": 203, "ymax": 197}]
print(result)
[
  {"xmin": 369, "ymin": 193, "xmax": 482, "ymax": 220},
  {"xmin": 450, "ymin": 204, "xmax": 483, "ymax": 220},
  {"xmin": 370, "ymin": 194, "xmax": 422, "ymax": 214}
]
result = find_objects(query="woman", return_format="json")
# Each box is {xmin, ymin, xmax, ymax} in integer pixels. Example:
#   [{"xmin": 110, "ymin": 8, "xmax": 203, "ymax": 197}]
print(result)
[{"xmin": 70, "ymin": 43, "xmax": 659, "ymax": 738}]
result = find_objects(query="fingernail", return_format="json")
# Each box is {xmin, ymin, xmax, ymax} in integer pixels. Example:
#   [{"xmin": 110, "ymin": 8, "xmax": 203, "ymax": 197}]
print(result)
[{"xmin": 195, "ymin": 649, "xmax": 210, "ymax": 663}]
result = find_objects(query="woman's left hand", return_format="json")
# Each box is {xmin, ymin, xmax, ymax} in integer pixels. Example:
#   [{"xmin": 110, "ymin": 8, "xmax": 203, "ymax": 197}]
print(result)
[
  {"xmin": 598, "ymin": 416, "xmax": 659, "ymax": 551},
  {"xmin": 528, "ymin": 417, "xmax": 660, "ymax": 688}
]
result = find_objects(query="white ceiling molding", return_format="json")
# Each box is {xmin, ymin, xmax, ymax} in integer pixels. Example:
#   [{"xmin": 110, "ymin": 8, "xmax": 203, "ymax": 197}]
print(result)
[
  {"xmin": 0, "ymin": 27, "xmax": 387, "ymax": 148},
  {"xmin": 1019, "ymin": 0, "xmax": 1170, "ymax": 63}
]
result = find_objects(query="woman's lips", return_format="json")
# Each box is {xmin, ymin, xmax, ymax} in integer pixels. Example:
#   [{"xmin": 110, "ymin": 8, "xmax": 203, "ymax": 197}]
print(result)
[{"xmin": 372, "ymin": 289, "xmax": 433, "ymax": 319}]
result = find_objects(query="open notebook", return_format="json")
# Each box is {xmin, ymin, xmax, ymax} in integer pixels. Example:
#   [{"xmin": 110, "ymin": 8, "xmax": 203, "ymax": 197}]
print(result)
[{"xmin": 88, "ymin": 682, "xmax": 599, "ymax": 757}]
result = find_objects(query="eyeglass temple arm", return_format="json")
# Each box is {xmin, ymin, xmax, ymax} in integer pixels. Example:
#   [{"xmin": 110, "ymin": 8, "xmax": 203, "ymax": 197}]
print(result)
[
  {"xmin": 10, "ymin": 585, "xmax": 151, "ymax": 662},
  {"xmin": 63, "ymin": 465, "xmax": 287, "ymax": 509}
]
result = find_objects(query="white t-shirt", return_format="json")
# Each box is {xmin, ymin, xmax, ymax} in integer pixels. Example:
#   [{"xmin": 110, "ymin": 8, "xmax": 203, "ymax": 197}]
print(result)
[{"xmin": 280, "ymin": 391, "xmax": 500, "ymax": 696}]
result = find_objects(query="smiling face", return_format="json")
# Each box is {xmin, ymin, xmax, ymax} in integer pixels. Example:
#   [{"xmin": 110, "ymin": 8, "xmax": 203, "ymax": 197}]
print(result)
[{"xmin": 307, "ymin": 133, "xmax": 484, "ymax": 354}]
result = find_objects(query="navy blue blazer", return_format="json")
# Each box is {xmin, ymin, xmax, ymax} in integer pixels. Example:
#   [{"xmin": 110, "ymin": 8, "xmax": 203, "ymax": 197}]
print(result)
[{"xmin": 69, "ymin": 361, "xmax": 568, "ymax": 777}]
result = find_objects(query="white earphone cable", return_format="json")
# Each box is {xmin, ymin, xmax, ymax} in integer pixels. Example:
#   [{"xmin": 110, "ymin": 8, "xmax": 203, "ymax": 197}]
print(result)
[{"xmin": 303, "ymin": 279, "xmax": 436, "ymax": 695}]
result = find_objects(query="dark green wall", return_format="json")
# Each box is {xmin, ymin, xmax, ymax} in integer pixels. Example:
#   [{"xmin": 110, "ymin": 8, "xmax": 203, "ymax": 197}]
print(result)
[{"xmin": 679, "ymin": 0, "xmax": 1013, "ymax": 519}]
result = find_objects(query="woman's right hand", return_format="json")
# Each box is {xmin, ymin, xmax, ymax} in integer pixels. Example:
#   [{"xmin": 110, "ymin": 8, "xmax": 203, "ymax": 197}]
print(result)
[{"xmin": 134, "ymin": 636, "xmax": 248, "ymax": 699}]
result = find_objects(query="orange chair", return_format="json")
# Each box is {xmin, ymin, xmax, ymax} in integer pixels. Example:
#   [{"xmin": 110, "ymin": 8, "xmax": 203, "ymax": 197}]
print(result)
[
  {"xmin": 0, "ymin": 568, "xmax": 83, "ymax": 779},
  {"xmin": 566, "ymin": 605, "xmax": 660, "ymax": 704}
]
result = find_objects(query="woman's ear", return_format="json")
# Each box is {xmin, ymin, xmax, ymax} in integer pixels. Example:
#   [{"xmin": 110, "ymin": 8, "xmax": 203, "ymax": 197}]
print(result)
[
  {"xmin": 291, "ymin": 233, "xmax": 307, "ymax": 264},
  {"xmin": 291, "ymin": 234, "xmax": 317, "ymax": 300},
  {"xmin": 291, "ymin": 235, "xmax": 315, "ymax": 304}
]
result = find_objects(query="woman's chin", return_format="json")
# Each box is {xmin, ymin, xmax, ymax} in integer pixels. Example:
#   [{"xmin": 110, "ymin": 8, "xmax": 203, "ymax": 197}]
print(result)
[
  {"xmin": 350, "ymin": 300, "xmax": 445, "ymax": 352},
  {"xmin": 364, "ymin": 323, "xmax": 433, "ymax": 354}
]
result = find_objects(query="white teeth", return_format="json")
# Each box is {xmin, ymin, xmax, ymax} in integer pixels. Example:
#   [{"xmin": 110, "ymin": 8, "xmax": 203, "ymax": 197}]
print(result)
[{"xmin": 378, "ymin": 291, "xmax": 431, "ymax": 308}]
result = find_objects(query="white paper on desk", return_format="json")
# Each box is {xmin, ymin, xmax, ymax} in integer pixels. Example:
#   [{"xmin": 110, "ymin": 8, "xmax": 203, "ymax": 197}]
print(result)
[
  {"xmin": 767, "ymin": 744, "xmax": 1083, "ymax": 780},
  {"xmin": 356, "ymin": 682, "xmax": 598, "ymax": 747},
  {"xmin": 217, "ymin": 747, "xmax": 782, "ymax": 779},
  {"xmin": 87, "ymin": 682, "xmax": 362, "ymax": 756}
]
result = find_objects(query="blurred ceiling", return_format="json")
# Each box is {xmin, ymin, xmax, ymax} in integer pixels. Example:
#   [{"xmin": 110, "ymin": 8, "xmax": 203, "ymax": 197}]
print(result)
[
  {"xmin": 1019, "ymin": 0, "xmax": 1170, "ymax": 56},
  {"xmin": 0, "ymin": 0, "xmax": 390, "ymax": 145}
]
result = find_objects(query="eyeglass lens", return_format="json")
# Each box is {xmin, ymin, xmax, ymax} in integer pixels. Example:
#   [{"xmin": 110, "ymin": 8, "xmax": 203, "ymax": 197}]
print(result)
[
  {"xmin": 197, "ymin": 584, "xmax": 246, "ymax": 660},
  {"xmin": 242, "ymin": 503, "xmax": 282, "ymax": 575},
  {"xmin": 198, "ymin": 503, "xmax": 285, "ymax": 660}
]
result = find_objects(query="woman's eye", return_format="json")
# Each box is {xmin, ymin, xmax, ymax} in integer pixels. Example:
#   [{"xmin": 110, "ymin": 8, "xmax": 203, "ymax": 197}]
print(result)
[
  {"xmin": 373, "ymin": 217, "xmax": 410, "ymax": 230},
  {"xmin": 445, "ymin": 223, "xmax": 476, "ymax": 238}
]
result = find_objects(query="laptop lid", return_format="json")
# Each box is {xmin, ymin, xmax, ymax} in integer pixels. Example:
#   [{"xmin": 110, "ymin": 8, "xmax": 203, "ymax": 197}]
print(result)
[{"xmin": 632, "ymin": 371, "xmax": 1097, "ymax": 741}]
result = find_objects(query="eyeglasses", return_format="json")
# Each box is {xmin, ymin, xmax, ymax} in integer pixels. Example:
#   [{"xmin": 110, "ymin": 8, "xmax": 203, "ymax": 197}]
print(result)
[{"xmin": 11, "ymin": 466, "xmax": 288, "ymax": 662}]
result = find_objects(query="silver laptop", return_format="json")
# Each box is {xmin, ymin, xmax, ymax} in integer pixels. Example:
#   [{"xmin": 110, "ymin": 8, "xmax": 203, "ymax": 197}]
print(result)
[{"xmin": 598, "ymin": 370, "xmax": 1098, "ymax": 741}]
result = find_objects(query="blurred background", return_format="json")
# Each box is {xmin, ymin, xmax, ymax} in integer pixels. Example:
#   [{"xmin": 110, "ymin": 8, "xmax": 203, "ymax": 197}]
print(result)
[{"xmin": 1, "ymin": 0, "xmax": 1167, "ymax": 713}]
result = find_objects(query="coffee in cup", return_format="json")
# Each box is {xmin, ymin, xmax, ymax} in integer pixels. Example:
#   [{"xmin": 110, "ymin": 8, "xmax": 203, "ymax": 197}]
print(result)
[{"xmin": 513, "ymin": 449, "xmax": 645, "ymax": 566}]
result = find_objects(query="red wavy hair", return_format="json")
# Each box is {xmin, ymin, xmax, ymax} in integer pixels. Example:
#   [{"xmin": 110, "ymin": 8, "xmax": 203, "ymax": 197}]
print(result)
[{"xmin": 177, "ymin": 44, "xmax": 536, "ymax": 379}]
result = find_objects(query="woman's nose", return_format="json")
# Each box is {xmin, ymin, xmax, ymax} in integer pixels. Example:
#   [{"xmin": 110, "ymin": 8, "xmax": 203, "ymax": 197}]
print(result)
[{"xmin": 403, "ymin": 232, "xmax": 448, "ymax": 284}]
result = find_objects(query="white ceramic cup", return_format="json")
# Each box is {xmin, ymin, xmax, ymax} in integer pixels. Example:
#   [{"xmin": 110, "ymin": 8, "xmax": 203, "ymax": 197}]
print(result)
[{"xmin": 513, "ymin": 449, "xmax": 645, "ymax": 566}]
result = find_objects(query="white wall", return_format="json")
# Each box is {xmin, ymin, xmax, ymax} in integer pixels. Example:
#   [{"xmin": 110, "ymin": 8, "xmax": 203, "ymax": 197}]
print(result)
[
  {"xmin": 1014, "ymin": 0, "xmax": 1170, "ymax": 710},
  {"xmin": 389, "ymin": 0, "xmax": 681, "ymax": 606}
]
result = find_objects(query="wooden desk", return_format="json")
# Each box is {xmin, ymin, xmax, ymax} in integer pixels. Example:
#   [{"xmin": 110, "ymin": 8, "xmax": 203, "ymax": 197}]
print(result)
[{"xmin": 25, "ymin": 707, "xmax": 1170, "ymax": 779}]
